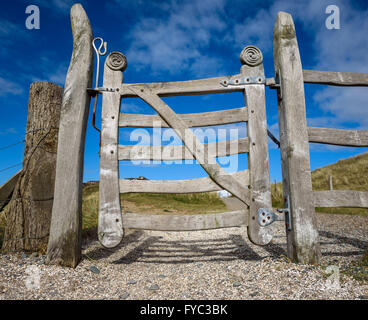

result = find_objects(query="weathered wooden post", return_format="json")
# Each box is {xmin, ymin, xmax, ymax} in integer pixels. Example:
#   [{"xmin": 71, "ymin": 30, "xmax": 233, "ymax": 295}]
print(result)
[
  {"xmin": 46, "ymin": 4, "xmax": 93, "ymax": 267},
  {"xmin": 329, "ymin": 175, "xmax": 333, "ymax": 191},
  {"xmin": 2, "ymin": 82, "xmax": 62, "ymax": 254},
  {"xmin": 273, "ymin": 12, "xmax": 321, "ymax": 264},
  {"xmin": 240, "ymin": 46, "xmax": 273, "ymax": 245},
  {"xmin": 98, "ymin": 52, "xmax": 126, "ymax": 248}
]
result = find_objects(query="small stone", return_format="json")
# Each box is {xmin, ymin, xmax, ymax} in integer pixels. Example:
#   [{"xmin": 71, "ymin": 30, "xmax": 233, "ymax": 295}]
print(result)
[
  {"xmin": 158, "ymin": 274, "xmax": 166, "ymax": 279},
  {"xmin": 233, "ymin": 282, "xmax": 241, "ymax": 287},
  {"xmin": 250, "ymin": 292, "xmax": 259, "ymax": 297},
  {"xmin": 358, "ymin": 295, "xmax": 368, "ymax": 300},
  {"xmin": 148, "ymin": 284, "xmax": 159, "ymax": 291},
  {"xmin": 127, "ymin": 280, "xmax": 137, "ymax": 285},
  {"xmin": 30, "ymin": 252, "xmax": 39, "ymax": 258},
  {"xmin": 120, "ymin": 292, "xmax": 130, "ymax": 299},
  {"xmin": 197, "ymin": 264, "xmax": 203, "ymax": 267},
  {"xmin": 21, "ymin": 253, "xmax": 28, "ymax": 259},
  {"xmin": 89, "ymin": 266, "xmax": 100, "ymax": 274}
]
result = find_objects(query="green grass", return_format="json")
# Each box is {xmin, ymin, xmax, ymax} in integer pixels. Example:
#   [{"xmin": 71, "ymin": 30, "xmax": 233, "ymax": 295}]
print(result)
[
  {"xmin": 271, "ymin": 151, "xmax": 368, "ymax": 216},
  {"xmin": 81, "ymin": 183, "xmax": 227, "ymax": 235}
]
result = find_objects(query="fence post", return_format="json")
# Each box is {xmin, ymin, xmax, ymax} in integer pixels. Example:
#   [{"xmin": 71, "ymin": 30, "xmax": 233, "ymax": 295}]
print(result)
[
  {"xmin": 46, "ymin": 4, "xmax": 93, "ymax": 267},
  {"xmin": 2, "ymin": 82, "xmax": 62, "ymax": 254},
  {"xmin": 329, "ymin": 175, "xmax": 333, "ymax": 190},
  {"xmin": 273, "ymin": 12, "xmax": 321, "ymax": 264}
]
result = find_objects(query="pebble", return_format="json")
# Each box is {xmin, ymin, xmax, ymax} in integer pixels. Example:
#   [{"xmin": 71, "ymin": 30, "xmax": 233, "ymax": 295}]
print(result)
[
  {"xmin": 148, "ymin": 284, "xmax": 159, "ymax": 291},
  {"xmin": 89, "ymin": 266, "xmax": 100, "ymax": 274},
  {"xmin": 233, "ymin": 282, "xmax": 241, "ymax": 287},
  {"xmin": 127, "ymin": 280, "xmax": 137, "ymax": 285},
  {"xmin": 120, "ymin": 292, "xmax": 130, "ymax": 299}
]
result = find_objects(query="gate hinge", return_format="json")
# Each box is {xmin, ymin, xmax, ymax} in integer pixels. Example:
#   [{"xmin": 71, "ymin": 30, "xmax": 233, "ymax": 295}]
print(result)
[
  {"xmin": 87, "ymin": 87, "xmax": 118, "ymax": 96},
  {"xmin": 257, "ymin": 195, "xmax": 291, "ymax": 231},
  {"xmin": 220, "ymin": 76, "xmax": 266, "ymax": 87},
  {"xmin": 268, "ymin": 70, "xmax": 282, "ymax": 99}
]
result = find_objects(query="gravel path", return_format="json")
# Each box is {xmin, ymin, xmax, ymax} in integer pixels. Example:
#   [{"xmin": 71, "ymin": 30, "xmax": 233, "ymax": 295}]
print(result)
[{"xmin": 0, "ymin": 213, "xmax": 367, "ymax": 300}]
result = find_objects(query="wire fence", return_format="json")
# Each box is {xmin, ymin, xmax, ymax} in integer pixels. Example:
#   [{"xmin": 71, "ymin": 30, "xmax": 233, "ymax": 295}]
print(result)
[{"xmin": 0, "ymin": 126, "xmax": 58, "ymax": 175}]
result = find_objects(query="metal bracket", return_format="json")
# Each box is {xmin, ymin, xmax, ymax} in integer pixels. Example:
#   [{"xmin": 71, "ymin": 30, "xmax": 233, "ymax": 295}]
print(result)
[
  {"xmin": 220, "ymin": 76, "xmax": 265, "ymax": 87},
  {"xmin": 257, "ymin": 195, "xmax": 291, "ymax": 231},
  {"xmin": 268, "ymin": 69, "xmax": 282, "ymax": 99},
  {"xmin": 87, "ymin": 87, "xmax": 118, "ymax": 96}
]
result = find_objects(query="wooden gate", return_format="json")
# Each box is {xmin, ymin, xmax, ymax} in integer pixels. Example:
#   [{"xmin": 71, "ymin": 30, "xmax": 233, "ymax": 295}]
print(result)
[{"xmin": 98, "ymin": 46, "xmax": 273, "ymax": 248}]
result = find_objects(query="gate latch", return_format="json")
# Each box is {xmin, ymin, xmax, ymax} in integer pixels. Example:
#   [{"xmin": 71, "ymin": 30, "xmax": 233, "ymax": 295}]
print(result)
[{"xmin": 257, "ymin": 195, "xmax": 291, "ymax": 231}]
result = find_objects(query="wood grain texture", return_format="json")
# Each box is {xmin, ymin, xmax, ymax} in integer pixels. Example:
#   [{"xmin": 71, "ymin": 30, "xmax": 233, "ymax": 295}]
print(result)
[
  {"xmin": 119, "ymin": 107, "xmax": 248, "ymax": 127},
  {"xmin": 121, "ymin": 74, "xmax": 246, "ymax": 97},
  {"xmin": 303, "ymin": 70, "xmax": 368, "ymax": 86},
  {"xmin": 120, "ymin": 170, "xmax": 249, "ymax": 194},
  {"xmin": 241, "ymin": 54, "xmax": 273, "ymax": 246},
  {"xmin": 98, "ymin": 55, "xmax": 124, "ymax": 249},
  {"xmin": 127, "ymin": 87, "xmax": 251, "ymax": 206},
  {"xmin": 118, "ymin": 138, "xmax": 249, "ymax": 161},
  {"xmin": 122, "ymin": 210, "xmax": 248, "ymax": 231},
  {"xmin": 46, "ymin": 3, "xmax": 94, "ymax": 268},
  {"xmin": 314, "ymin": 190, "xmax": 368, "ymax": 208},
  {"xmin": 273, "ymin": 12, "xmax": 321, "ymax": 264},
  {"xmin": 3, "ymin": 83, "xmax": 62, "ymax": 254},
  {"xmin": 308, "ymin": 127, "xmax": 368, "ymax": 147}
]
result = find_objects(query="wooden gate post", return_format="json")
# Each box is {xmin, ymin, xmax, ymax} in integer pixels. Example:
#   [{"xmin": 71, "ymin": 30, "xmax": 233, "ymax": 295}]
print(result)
[
  {"xmin": 46, "ymin": 4, "xmax": 93, "ymax": 267},
  {"xmin": 273, "ymin": 12, "xmax": 321, "ymax": 264},
  {"xmin": 240, "ymin": 46, "xmax": 273, "ymax": 245},
  {"xmin": 98, "ymin": 52, "xmax": 126, "ymax": 248}
]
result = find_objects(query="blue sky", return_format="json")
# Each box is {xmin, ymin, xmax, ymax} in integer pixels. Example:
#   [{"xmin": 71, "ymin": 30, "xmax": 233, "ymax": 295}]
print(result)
[{"xmin": 1, "ymin": 0, "xmax": 368, "ymax": 185}]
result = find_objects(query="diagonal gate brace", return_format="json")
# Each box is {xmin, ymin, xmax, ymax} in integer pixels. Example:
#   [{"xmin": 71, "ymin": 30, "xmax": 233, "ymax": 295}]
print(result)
[{"xmin": 128, "ymin": 86, "xmax": 251, "ymax": 207}]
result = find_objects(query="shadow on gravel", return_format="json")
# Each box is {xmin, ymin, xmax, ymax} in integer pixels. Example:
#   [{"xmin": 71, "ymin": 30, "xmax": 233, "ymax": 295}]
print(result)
[
  {"xmin": 111, "ymin": 234, "xmax": 286, "ymax": 265},
  {"xmin": 84, "ymin": 230, "xmax": 145, "ymax": 261},
  {"xmin": 319, "ymin": 231, "xmax": 367, "ymax": 250}
]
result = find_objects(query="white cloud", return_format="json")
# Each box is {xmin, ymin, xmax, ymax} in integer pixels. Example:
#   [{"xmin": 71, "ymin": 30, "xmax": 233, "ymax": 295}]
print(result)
[
  {"xmin": 124, "ymin": 0, "xmax": 228, "ymax": 76},
  {"xmin": 0, "ymin": 77, "xmax": 23, "ymax": 97}
]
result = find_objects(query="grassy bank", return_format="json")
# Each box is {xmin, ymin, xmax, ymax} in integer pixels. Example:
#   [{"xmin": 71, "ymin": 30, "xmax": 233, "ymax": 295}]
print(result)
[
  {"xmin": 82, "ymin": 183, "xmax": 227, "ymax": 233},
  {"xmin": 271, "ymin": 152, "xmax": 368, "ymax": 216}
]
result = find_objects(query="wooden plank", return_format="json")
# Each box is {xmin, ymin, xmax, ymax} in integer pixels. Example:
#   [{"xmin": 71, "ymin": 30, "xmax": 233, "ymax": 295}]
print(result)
[
  {"xmin": 274, "ymin": 12, "xmax": 321, "ymax": 264},
  {"xmin": 120, "ymin": 170, "xmax": 249, "ymax": 194},
  {"xmin": 308, "ymin": 127, "xmax": 368, "ymax": 147},
  {"xmin": 303, "ymin": 70, "xmax": 368, "ymax": 86},
  {"xmin": 314, "ymin": 190, "xmax": 368, "ymax": 208},
  {"xmin": 98, "ymin": 52, "xmax": 127, "ymax": 249},
  {"xmin": 46, "ymin": 4, "xmax": 93, "ymax": 268},
  {"xmin": 240, "ymin": 46, "xmax": 273, "ymax": 245},
  {"xmin": 118, "ymin": 138, "xmax": 249, "ymax": 161},
  {"xmin": 119, "ymin": 107, "xmax": 248, "ymax": 127},
  {"xmin": 121, "ymin": 74, "xmax": 246, "ymax": 97},
  {"xmin": 127, "ymin": 87, "xmax": 251, "ymax": 206},
  {"xmin": 122, "ymin": 210, "xmax": 248, "ymax": 231},
  {"xmin": 0, "ymin": 170, "xmax": 21, "ymax": 212}
]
